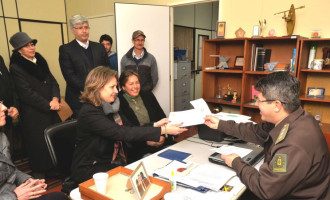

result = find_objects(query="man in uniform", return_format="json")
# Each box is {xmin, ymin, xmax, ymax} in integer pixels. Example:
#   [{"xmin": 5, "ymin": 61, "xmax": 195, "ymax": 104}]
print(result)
[{"xmin": 204, "ymin": 71, "xmax": 329, "ymax": 199}]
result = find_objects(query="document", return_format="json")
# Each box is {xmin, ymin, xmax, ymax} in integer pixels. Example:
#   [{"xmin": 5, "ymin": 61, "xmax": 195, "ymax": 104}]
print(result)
[
  {"xmin": 211, "ymin": 145, "xmax": 252, "ymax": 158},
  {"xmin": 153, "ymin": 160, "xmax": 236, "ymax": 191},
  {"xmin": 168, "ymin": 98, "xmax": 211, "ymax": 127}
]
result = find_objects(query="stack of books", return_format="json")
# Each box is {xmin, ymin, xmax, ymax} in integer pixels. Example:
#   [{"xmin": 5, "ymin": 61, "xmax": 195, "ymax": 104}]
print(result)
[{"xmin": 250, "ymin": 44, "xmax": 271, "ymax": 71}]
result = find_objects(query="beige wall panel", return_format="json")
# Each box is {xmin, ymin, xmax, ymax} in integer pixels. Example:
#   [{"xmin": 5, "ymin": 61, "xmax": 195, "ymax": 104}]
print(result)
[
  {"xmin": 88, "ymin": 15, "xmax": 117, "ymax": 52},
  {"xmin": 17, "ymin": 0, "xmax": 66, "ymax": 22},
  {"xmin": 0, "ymin": 18, "xmax": 10, "ymax": 65},
  {"xmin": 5, "ymin": 18, "xmax": 19, "ymax": 54},
  {"xmin": 0, "ymin": 2, "xmax": 3, "ymax": 16},
  {"xmin": 220, "ymin": 0, "xmax": 330, "ymax": 38},
  {"xmin": 2, "ymin": 0, "xmax": 17, "ymax": 18},
  {"xmin": 195, "ymin": 2, "xmax": 212, "ymax": 29},
  {"xmin": 211, "ymin": 1, "xmax": 218, "ymax": 31},
  {"xmin": 21, "ymin": 22, "xmax": 66, "ymax": 96},
  {"xmin": 62, "ymin": 24, "xmax": 68, "ymax": 44}
]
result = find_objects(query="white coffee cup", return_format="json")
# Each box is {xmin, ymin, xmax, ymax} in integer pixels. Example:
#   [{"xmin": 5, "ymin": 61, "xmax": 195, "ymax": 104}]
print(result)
[{"xmin": 93, "ymin": 172, "xmax": 109, "ymax": 195}]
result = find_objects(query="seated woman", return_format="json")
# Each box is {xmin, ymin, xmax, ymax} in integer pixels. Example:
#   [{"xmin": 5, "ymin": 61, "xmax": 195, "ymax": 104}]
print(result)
[
  {"xmin": 0, "ymin": 102, "xmax": 69, "ymax": 200},
  {"xmin": 118, "ymin": 70, "xmax": 174, "ymax": 162},
  {"xmin": 70, "ymin": 66, "xmax": 187, "ymax": 184}
]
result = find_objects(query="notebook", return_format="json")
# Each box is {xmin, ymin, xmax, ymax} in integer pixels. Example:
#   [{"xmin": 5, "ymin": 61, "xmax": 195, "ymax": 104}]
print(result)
[
  {"xmin": 209, "ymin": 142, "xmax": 264, "ymax": 167},
  {"xmin": 158, "ymin": 149, "xmax": 192, "ymax": 162}
]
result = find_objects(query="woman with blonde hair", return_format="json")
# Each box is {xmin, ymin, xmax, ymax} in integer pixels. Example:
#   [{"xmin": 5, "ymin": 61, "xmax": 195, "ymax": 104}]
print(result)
[{"xmin": 70, "ymin": 66, "xmax": 186, "ymax": 183}]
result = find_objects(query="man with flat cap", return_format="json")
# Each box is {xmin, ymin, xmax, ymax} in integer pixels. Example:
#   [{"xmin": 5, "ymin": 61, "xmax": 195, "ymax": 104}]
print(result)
[
  {"xmin": 121, "ymin": 30, "xmax": 158, "ymax": 91},
  {"xmin": 59, "ymin": 14, "xmax": 109, "ymax": 118}
]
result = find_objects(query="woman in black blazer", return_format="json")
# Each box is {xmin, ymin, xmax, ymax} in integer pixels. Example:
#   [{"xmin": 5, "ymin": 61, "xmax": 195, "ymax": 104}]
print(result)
[
  {"xmin": 70, "ymin": 66, "xmax": 186, "ymax": 184},
  {"xmin": 118, "ymin": 70, "xmax": 175, "ymax": 162}
]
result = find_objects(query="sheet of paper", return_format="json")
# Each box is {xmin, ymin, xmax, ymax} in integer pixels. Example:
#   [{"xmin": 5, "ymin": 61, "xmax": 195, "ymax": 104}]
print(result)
[
  {"xmin": 189, "ymin": 98, "xmax": 212, "ymax": 116},
  {"xmin": 213, "ymin": 112, "xmax": 253, "ymax": 123},
  {"xmin": 168, "ymin": 109, "xmax": 205, "ymax": 127},
  {"xmin": 212, "ymin": 145, "xmax": 252, "ymax": 158}
]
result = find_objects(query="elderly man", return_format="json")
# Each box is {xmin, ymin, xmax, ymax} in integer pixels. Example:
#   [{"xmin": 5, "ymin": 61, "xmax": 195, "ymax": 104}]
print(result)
[
  {"xmin": 120, "ymin": 30, "xmax": 158, "ymax": 91},
  {"xmin": 59, "ymin": 14, "xmax": 109, "ymax": 118},
  {"xmin": 204, "ymin": 72, "xmax": 329, "ymax": 200},
  {"xmin": 99, "ymin": 34, "xmax": 118, "ymax": 71},
  {"xmin": 0, "ymin": 102, "xmax": 69, "ymax": 200}
]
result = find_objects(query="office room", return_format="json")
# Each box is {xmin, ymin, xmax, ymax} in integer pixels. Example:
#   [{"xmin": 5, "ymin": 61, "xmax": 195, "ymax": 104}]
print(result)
[{"xmin": 0, "ymin": 0, "xmax": 329, "ymax": 199}]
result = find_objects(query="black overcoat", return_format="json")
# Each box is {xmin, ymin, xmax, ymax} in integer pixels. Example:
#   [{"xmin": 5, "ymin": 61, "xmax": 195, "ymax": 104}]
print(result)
[{"xmin": 10, "ymin": 52, "xmax": 61, "ymax": 172}]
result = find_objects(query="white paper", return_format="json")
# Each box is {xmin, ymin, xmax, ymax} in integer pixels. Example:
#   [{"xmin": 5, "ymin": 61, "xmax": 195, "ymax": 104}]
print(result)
[
  {"xmin": 168, "ymin": 98, "xmax": 211, "ymax": 127},
  {"xmin": 213, "ymin": 112, "xmax": 253, "ymax": 123},
  {"xmin": 212, "ymin": 145, "xmax": 252, "ymax": 158}
]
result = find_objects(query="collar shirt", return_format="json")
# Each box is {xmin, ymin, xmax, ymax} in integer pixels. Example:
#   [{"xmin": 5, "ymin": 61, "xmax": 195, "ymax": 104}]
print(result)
[
  {"xmin": 132, "ymin": 49, "xmax": 144, "ymax": 60},
  {"xmin": 76, "ymin": 39, "xmax": 89, "ymax": 49}
]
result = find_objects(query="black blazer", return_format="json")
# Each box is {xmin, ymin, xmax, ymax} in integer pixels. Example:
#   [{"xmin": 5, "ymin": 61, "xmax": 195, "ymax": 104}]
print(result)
[
  {"xmin": 71, "ymin": 103, "xmax": 161, "ymax": 183},
  {"xmin": 59, "ymin": 40, "xmax": 109, "ymax": 112},
  {"xmin": 0, "ymin": 55, "xmax": 17, "ymax": 109}
]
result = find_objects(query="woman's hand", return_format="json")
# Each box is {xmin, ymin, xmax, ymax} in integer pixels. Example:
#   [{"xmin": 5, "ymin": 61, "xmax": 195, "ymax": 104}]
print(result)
[
  {"xmin": 13, "ymin": 179, "xmax": 47, "ymax": 200},
  {"xmin": 49, "ymin": 97, "xmax": 60, "ymax": 110},
  {"xmin": 154, "ymin": 118, "xmax": 169, "ymax": 127},
  {"xmin": 147, "ymin": 136, "xmax": 165, "ymax": 147},
  {"xmin": 162, "ymin": 123, "xmax": 187, "ymax": 136},
  {"xmin": 7, "ymin": 107, "xmax": 19, "ymax": 119},
  {"xmin": 204, "ymin": 115, "xmax": 220, "ymax": 129}
]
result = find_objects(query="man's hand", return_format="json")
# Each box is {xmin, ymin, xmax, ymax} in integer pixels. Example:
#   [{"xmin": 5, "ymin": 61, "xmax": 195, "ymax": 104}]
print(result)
[
  {"xmin": 220, "ymin": 153, "xmax": 239, "ymax": 168},
  {"xmin": 204, "ymin": 115, "xmax": 220, "ymax": 129},
  {"xmin": 49, "ymin": 97, "xmax": 60, "ymax": 110},
  {"xmin": 8, "ymin": 107, "xmax": 19, "ymax": 119},
  {"xmin": 13, "ymin": 179, "xmax": 47, "ymax": 200}
]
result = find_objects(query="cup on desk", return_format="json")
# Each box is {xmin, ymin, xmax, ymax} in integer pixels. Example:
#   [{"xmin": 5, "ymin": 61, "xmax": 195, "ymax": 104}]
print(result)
[{"xmin": 93, "ymin": 172, "xmax": 109, "ymax": 195}]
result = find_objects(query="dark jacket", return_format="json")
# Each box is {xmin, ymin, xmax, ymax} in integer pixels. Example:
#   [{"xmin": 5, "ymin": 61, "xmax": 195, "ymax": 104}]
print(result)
[
  {"xmin": 0, "ymin": 132, "xmax": 31, "ymax": 200},
  {"xmin": 120, "ymin": 47, "xmax": 158, "ymax": 91},
  {"xmin": 59, "ymin": 40, "xmax": 109, "ymax": 115},
  {"xmin": 219, "ymin": 107, "xmax": 330, "ymax": 200},
  {"xmin": 10, "ymin": 52, "xmax": 61, "ymax": 172},
  {"xmin": 118, "ymin": 90, "xmax": 173, "ymax": 162},
  {"xmin": 0, "ymin": 55, "xmax": 18, "ymax": 125},
  {"xmin": 71, "ymin": 102, "xmax": 161, "ymax": 183}
]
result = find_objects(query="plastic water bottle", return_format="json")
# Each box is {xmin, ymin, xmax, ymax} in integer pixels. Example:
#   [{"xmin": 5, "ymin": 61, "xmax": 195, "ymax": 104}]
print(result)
[
  {"xmin": 307, "ymin": 45, "xmax": 316, "ymax": 69},
  {"xmin": 169, "ymin": 171, "xmax": 177, "ymax": 191}
]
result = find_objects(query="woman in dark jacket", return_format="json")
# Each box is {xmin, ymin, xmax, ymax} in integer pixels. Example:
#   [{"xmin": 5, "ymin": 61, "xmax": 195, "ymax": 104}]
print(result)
[
  {"xmin": 118, "ymin": 70, "xmax": 175, "ymax": 162},
  {"xmin": 71, "ymin": 66, "xmax": 186, "ymax": 184},
  {"xmin": 9, "ymin": 32, "xmax": 61, "ymax": 177}
]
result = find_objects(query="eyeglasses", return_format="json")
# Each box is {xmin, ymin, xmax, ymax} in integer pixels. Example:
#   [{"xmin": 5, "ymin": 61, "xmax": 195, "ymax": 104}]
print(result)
[
  {"xmin": 134, "ymin": 39, "xmax": 145, "ymax": 42},
  {"xmin": 74, "ymin": 26, "xmax": 90, "ymax": 30},
  {"xmin": 256, "ymin": 99, "xmax": 286, "ymax": 104}
]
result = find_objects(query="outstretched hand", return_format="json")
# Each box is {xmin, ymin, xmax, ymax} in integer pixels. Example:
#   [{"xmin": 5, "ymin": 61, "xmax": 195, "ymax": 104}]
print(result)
[
  {"xmin": 13, "ymin": 178, "xmax": 47, "ymax": 200},
  {"xmin": 204, "ymin": 115, "xmax": 220, "ymax": 129},
  {"xmin": 154, "ymin": 118, "xmax": 169, "ymax": 127},
  {"xmin": 165, "ymin": 123, "xmax": 188, "ymax": 135},
  {"xmin": 220, "ymin": 153, "xmax": 239, "ymax": 167}
]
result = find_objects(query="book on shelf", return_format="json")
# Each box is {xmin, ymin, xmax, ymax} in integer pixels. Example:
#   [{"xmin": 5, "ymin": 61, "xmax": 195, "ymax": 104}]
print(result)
[{"xmin": 254, "ymin": 48, "xmax": 271, "ymax": 71}]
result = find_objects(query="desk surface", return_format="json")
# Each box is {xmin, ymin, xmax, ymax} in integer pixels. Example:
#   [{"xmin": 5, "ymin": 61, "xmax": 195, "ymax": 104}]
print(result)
[{"xmin": 126, "ymin": 135, "xmax": 263, "ymax": 200}]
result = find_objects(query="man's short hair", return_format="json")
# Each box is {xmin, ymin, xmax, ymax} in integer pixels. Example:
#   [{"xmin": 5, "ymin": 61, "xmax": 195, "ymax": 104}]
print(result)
[
  {"xmin": 132, "ymin": 30, "xmax": 146, "ymax": 40},
  {"xmin": 255, "ymin": 71, "xmax": 301, "ymax": 113},
  {"xmin": 99, "ymin": 34, "xmax": 113, "ymax": 45},
  {"xmin": 70, "ymin": 14, "xmax": 88, "ymax": 29}
]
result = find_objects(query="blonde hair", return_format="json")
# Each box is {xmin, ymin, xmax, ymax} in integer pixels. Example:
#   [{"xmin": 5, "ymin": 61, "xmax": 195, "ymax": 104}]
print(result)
[{"xmin": 80, "ymin": 66, "xmax": 117, "ymax": 106}]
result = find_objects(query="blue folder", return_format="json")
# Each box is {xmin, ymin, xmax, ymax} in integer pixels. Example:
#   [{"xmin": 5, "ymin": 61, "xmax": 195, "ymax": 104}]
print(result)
[{"xmin": 157, "ymin": 149, "xmax": 192, "ymax": 162}]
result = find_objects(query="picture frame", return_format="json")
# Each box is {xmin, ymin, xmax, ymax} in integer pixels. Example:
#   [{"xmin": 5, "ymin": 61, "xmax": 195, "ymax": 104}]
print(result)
[
  {"xmin": 253, "ymin": 25, "xmax": 260, "ymax": 37},
  {"xmin": 216, "ymin": 21, "xmax": 226, "ymax": 38},
  {"xmin": 129, "ymin": 162, "xmax": 151, "ymax": 199},
  {"xmin": 234, "ymin": 56, "xmax": 244, "ymax": 67},
  {"xmin": 307, "ymin": 87, "xmax": 325, "ymax": 98}
]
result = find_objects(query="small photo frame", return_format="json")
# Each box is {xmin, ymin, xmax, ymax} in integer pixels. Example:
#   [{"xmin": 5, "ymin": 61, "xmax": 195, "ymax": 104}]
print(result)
[
  {"xmin": 129, "ymin": 162, "xmax": 151, "ymax": 199},
  {"xmin": 234, "ymin": 56, "xmax": 244, "ymax": 67},
  {"xmin": 307, "ymin": 87, "xmax": 325, "ymax": 98},
  {"xmin": 216, "ymin": 21, "xmax": 226, "ymax": 38},
  {"xmin": 253, "ymin": 25, "xmax": 260, "ymax": 37}
]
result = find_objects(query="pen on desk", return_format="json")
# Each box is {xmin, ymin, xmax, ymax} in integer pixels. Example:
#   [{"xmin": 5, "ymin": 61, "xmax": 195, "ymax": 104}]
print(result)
[{"xmin": 223, "ymin": 184, "xmax": 228, "ymax": 192}]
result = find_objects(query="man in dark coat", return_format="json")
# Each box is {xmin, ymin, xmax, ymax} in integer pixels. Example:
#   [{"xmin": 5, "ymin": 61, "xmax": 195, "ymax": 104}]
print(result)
[
  {"xmin": 9, "ymin": 32, "xmax": 61, "ymax": 178},
  {"xmin": 0, "ymin": 55, "xmax": 19, "ymax": 153},
  {"xmin": 204, "ymin": 72, "xmax": 329, "ymax": 200},
  {"xmin": 59, "ymin": 14, "xmax": 110, "ymax": 118}
]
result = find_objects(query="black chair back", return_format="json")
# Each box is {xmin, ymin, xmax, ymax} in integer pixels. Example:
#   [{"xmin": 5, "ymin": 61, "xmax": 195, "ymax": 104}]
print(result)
[{"xmin": 44, "ymin": 119, "xmax": 77, "ymax": 177}]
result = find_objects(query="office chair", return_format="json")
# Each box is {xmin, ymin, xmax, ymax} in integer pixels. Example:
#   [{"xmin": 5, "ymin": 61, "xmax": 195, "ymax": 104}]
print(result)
[{"xmin": 44, "ymin": 119, "xmax": 77, "ymax": 177}]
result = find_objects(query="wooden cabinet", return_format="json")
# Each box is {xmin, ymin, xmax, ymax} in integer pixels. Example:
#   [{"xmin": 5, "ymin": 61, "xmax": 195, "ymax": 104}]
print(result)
[
  {"xmin": 202, "ymin": 37, "xmax": 300, "ymax": 122},
  {"xmin": 297, "ymin": 38, "xmax": 330, "ymax": 134}
]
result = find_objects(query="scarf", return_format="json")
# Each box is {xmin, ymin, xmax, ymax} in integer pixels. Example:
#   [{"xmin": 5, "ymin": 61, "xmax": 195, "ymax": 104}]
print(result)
[{"xmin": 102, "ymin": 98, "xmax": 127, "ymax": 165}]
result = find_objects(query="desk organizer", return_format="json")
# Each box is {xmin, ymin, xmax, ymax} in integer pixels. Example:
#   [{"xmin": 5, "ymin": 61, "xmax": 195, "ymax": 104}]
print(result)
[{"xmin": 79, "ymin": 166, "xmax": 171, "ymax": 200}]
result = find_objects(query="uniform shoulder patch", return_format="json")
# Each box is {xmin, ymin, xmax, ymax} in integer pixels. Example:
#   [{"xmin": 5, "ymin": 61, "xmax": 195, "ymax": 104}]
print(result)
[
  {"xmin": 275, "ymin": 123, "xmax": 289, "ymax": 144},
  {"xmin": 273, "ymin": 153, "xmax": 287, "ymax": 173}
]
